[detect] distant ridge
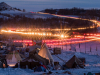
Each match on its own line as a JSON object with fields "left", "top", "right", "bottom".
{"left": 0, "top": 2, "right": 12, "bottom": 10}
{"left": 0, "top": 2, "right": 22, "bottom": 11}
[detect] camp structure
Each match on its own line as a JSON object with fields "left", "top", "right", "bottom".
{"left": 20, "top": 58, "right": 40, "bottom": 69}
{"left": 6, "top": 50, "right": 22, "bottom": 67}
{"left": 38, "top": 43, "right": 54, "bottom": 65}
{"left": 0, "top": 57, "right": 7, "bottom": 68}
{"left": 33, "top": 54, "right": 49, "bottom": 65}
{"left": 29, "top": 49, "right": 49, "bottom": 65}
{"left": 20, "top": 51, "right": 49, "bottom": 69}
{"left": 66, "top": 55, "right": 84, "bottom": 68}
{"left": 24, "top": 45, "right": 49, "bottom": 65}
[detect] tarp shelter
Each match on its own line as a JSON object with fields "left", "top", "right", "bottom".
{"left": 66, "top": 55, "right": 84, "bottom": 68}
{"left": 20, "top": 53, "right": 49, "bottom": 69}
{"left": 6, "top": 51, "right": 22, "bottom": 67}
{"left": 38, "top": 43, "right": 54, "bottom": 64}
{"left": 33, "top": 54, "right": 49, "bottom": 65}
{"left": 20, "top": 58, "right": 40, "bottom": 69}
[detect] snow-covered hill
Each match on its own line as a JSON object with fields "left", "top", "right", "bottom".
{"left": 0, "top": 2, "right": 13, "bottom": 11}
{"left": 0, "top": 2, "right": 52, "bottom": 19}
{"left": 0, "top": 2, "right": 78, "bottom": 19}
{"left": 0, "top": 2, "right": 23, "bottom": 12}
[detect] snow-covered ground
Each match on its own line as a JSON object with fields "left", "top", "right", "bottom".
{"left": 0, "top": 68, "right": 35, "bottom": 75}
{"left": 51, "top": 41, "right": 100, "bottom": 56}
{"left": 50, "top": 41, "right": 100, "bottom": 75}
{"left": 52, "top": 51, "right": 100, "bottom": 75}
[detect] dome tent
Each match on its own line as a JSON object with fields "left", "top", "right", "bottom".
{"left": 38, "top": 43, "right": 54, "bottom": 65}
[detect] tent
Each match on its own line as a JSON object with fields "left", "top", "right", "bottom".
{"left": 6, "top": 51, "right": 22, "bottom": 67}
{"left": 66, "top": 55, "right": 84, "bottom": 68}
{"left": 22, "top": 46, "right": 49, "bottom": 66}
{"left": 38, "top": 43, "right": 54, "bottom": 65}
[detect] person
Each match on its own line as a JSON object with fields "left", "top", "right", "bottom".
{"left": 34, "top": 62, "right": 46, "bottom": 72}
{"left": 39, "top": 62, "right": 46, "bottom": 69}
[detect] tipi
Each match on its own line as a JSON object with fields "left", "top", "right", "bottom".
{"left": 66, "top": 55, "right": 84, "bottom": 68}
{"left": 38, "top": 43, "right": 54, "bottom": 65}
{"left": 6, "top": 51, "right": 22, "bottom": 67}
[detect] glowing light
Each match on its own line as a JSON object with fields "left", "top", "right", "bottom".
{"left": 8, "top": 64, "right": 16, "bottom": 67}
{"left": 43, "top": 33, "right": 46, "bottom": 36}
{"left": 61, "top": 34, "right": 64, "bottom": 38}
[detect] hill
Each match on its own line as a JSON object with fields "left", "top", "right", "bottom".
{"left": 0, "top": 2, "right": 21, "bottom": 11}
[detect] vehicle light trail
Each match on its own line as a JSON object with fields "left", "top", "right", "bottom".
{"left": 2, "top": 29, "right": 100, "bottom": 46}
{"left": 1, "top": 12, "right": 100, "bottom": 46}
{"left": 43, "top": 36, "right": 100, "bottom": 45}
{"left": 38, "top": 12, "right": 100, "bottom": 29}
{"left": 13, "top": 40, "right": 36, "bottom": 46}
{"left": 1, "top": 29, "right": 69, "bottom": 37}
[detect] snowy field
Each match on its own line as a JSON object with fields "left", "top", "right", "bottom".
{"left": 51, "top": 41, "right": 100, "bottom": 56}
{"left": 51, "top": 41, "right": 100, "bottom": 75}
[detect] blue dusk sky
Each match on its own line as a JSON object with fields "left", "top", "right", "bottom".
{"left": 0, "top": 0, "right": 100, "bottom": 12}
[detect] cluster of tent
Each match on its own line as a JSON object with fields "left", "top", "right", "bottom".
{"left": 5, "top": 43, "right": 54, "bottom": 69}
{"left": 0, "top": 43, "right": 85, "bottom": 73}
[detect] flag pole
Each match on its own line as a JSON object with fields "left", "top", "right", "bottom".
{"left": 84, "top": 34, "right": 86, "bottom": 53}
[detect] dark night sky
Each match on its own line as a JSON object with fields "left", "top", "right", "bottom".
{"left": 0, "top": 0, "right": 100, "bottom": 12}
